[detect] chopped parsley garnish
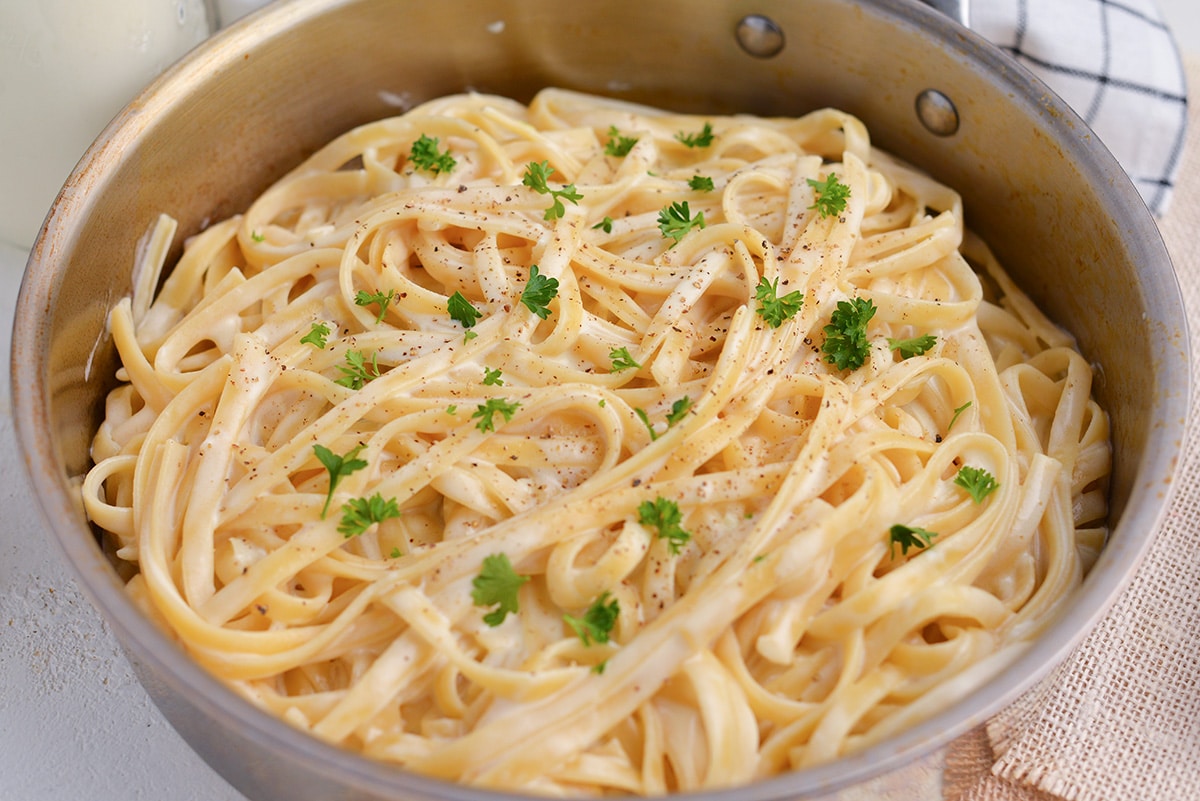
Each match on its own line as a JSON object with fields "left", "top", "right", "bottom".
{"left": 688, "top": 175, "right": 715, "bottom": 192}
{"left": 947, "top": 400, "right": 972, "bottom": 431}
{"left": 634, "top": 408, "right": 658, "bottom": 440}
{"left": 390, "top": 547, "right": 402, "bottom": 558}
{"left": 675, "top": 122, "right": 714, "bottom": 148}
{"left": 409, "top": 134, "right": 456, "bottom": 174}
{"left": 472, "top": 398, "right": 521, "bottom": 432}
{"left": 482, "top": 366, "right": 504, "bottom": 386}
{"left": 889, "top": 524, "right": 938, "bottom": 557}
{"left": 471, "top": 553, "right": 529, "bottom": 627}
{"left": 592, "top": 216, "right": 614, "bottom": 233}
{"left": 522, "top": 160, "right": 584, "bottom": 220}
{"left": 807, "top": 173, "right": 851, "bottom": 218}
{"left": 447, "top": 290, "right": 482, "bottom": 329}
{"left": 335, "top": 350, "right": 381, "bottom": 390}
{"left": 519, "top": 264, "right": 559, "bottom": 319}
{"left": 564, "top": 591, "right": 620, "bottom": 646}
{"left": 300, "top": 321, "right": 330, "bottom": 349}
{"left": 954, "top": 466, "right": 999, "bottom": 504}
{"left": 609, "top": 346, "right": 641, "bottom": 372}
{"left": 338, "top": 492, "right": 401, "bottom": 538}
{"left": 313, "top": 443, "right": 368, "bottom": 519}
{"left": 604, "top": 126, "right": 638, "bottom": 157}
{"left": 657, "top": 200, "right": 705, "bottom": 246}
{"left": 888, "top": 333, "right": 937, "bottom": 359}
{"left": 822, "top": 297, "right": 876, "bottom": 371}
{"left": 354, "top": 288, "right": 395, "bottom": 324}
{"left": 638, "top": 496, "right": 692, "bottom": 555}
{"left": 634, "top": 396, "right": 690, "bottom": 441}
{"left": 754, "top": 276, "right": 804, "bottom": 328}
{"left": 665, "top": 396, "right": 693, "bottom": 427}
{"left": 250, "top": 230, "right": 265, "bottom": 243}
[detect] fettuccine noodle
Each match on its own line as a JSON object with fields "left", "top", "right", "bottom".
{"left": 82, "top": 89, "right": 1111, "bottom": 794}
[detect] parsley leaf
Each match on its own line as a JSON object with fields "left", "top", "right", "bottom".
{"left": 665, "top": 396, "right": 693, "bottom": 427}
{"left": 447, "top": 291, "right": 482, "bottom": 329}
{"left": 546, "top": 187, "right": 584, "bottom": 220}
{"left": 335, "top": 350, "right": 381, "bottom": 390}
{"left": 409, "top": 134, "right": 456, "bottom": 174}
{"left": 301, "top": 321, "right": 330, "bottom": 349}
{"left": 754, "top": 276, "right": 804, "bottom": 328}
{"left": 634, "top": 407, "right": 658, "bottom": 441}
{"left": 471, "top": 553, "right": 529, "bottom": 627}
{"left": 592, "top": 216, "right": 614, "bottom": 234}
{"left": 807, "top": 173, "right": 851, "bottom": 218}
{"left": 889, "top": 523, "right": 939, "bottom": 558}
{"left": 604, "top": 126, "right": 638, "bottom": 157}
{"left": 250, "top": 230, "right": 265, "bottom": 243}
{"left": 947, "top": 401, "right": 972, "bottom": 431}
{"left": 564, "top": 591, "right": 620, "bottom": 646}
{"left": 657, "top": 200, "right": 705, "bottom": 246}
{"left": 482, "top": 366, "right": 504, "bottom": 386}
{"left": 609, "top": 346, "right": 641, "bottom": 372}
{"left": 633, "top": 397, "right": 690, "bottom": 441}
{"left": 519, "top": 264, "right": 559, "bottom": 319}
{"left": 822, "top": 297, "right": 876, "bottom": 371}
{"left": 338, "top": 492, "right": 401, "bottom": 538}
{"left": 675, "top": 122, "right": 714, "bottom": 148}
{"left": 638, "top": 496, "right": 692, "bottom": 555}
{"left": 688, "top": 175, "right": 715, "bottom": 192}
{"left": 522, "top": 160, "right": 584, "bottom": 220}
{"left": 954, "top": 466, "right": 999, "bottom": 503}
{"left": 313, "top": 443, "right": 368, "bottom": 518}
{"left": 888, "top": 333, "right": 937, "bottom": 359}
{"left": 354, "top": 288, "right": 395, "bottom": 324}
{"left": 472, "top": 398, "right": 521, "bottom": 432}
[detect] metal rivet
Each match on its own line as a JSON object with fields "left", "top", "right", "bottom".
{"left": 915, "top": 89, "right": 960, "bottom": 136}
{"left": 736, "top": 15, "right": 785, "bottom": 59}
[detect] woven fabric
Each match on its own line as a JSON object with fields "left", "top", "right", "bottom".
{"left": 971, "top": 0, "right": 1188, "bottom": 216}
{"left": 956, "top": 52, "right": 1200, "bottom": 801}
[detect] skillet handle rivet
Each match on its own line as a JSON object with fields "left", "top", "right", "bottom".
{"left": 915, "top": 89, "right": 960, "bottom": 136}
{"left": 735, "top": 14, "right": 785, "bottom": 59}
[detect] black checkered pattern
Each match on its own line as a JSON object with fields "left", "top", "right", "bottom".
{"left": 972, "top": 0, "right": 1188, "bottom": 216}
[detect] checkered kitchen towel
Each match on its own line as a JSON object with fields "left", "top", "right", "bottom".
{"left": 971, "top": 0, "right": 1188, "bottom": 216}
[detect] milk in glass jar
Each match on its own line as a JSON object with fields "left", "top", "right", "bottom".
{"left": 0, "top": 1, "right": 212, "bottom": 249}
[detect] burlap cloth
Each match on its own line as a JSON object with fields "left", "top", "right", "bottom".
{"left": 943, "top": 53, "right": 1200, "bottom": 801}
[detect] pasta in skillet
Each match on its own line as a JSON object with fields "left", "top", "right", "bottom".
{"left": 82, "top": 89, "right": 1111, "bottom": 794}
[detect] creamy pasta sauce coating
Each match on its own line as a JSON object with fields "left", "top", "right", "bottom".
{"left": 82, "top": 89, "right": 1111, "bottom": 794}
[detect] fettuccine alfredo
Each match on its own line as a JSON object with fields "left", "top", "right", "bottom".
{"left": 82, "top": 89, "right": 1111, "bottom": 794}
